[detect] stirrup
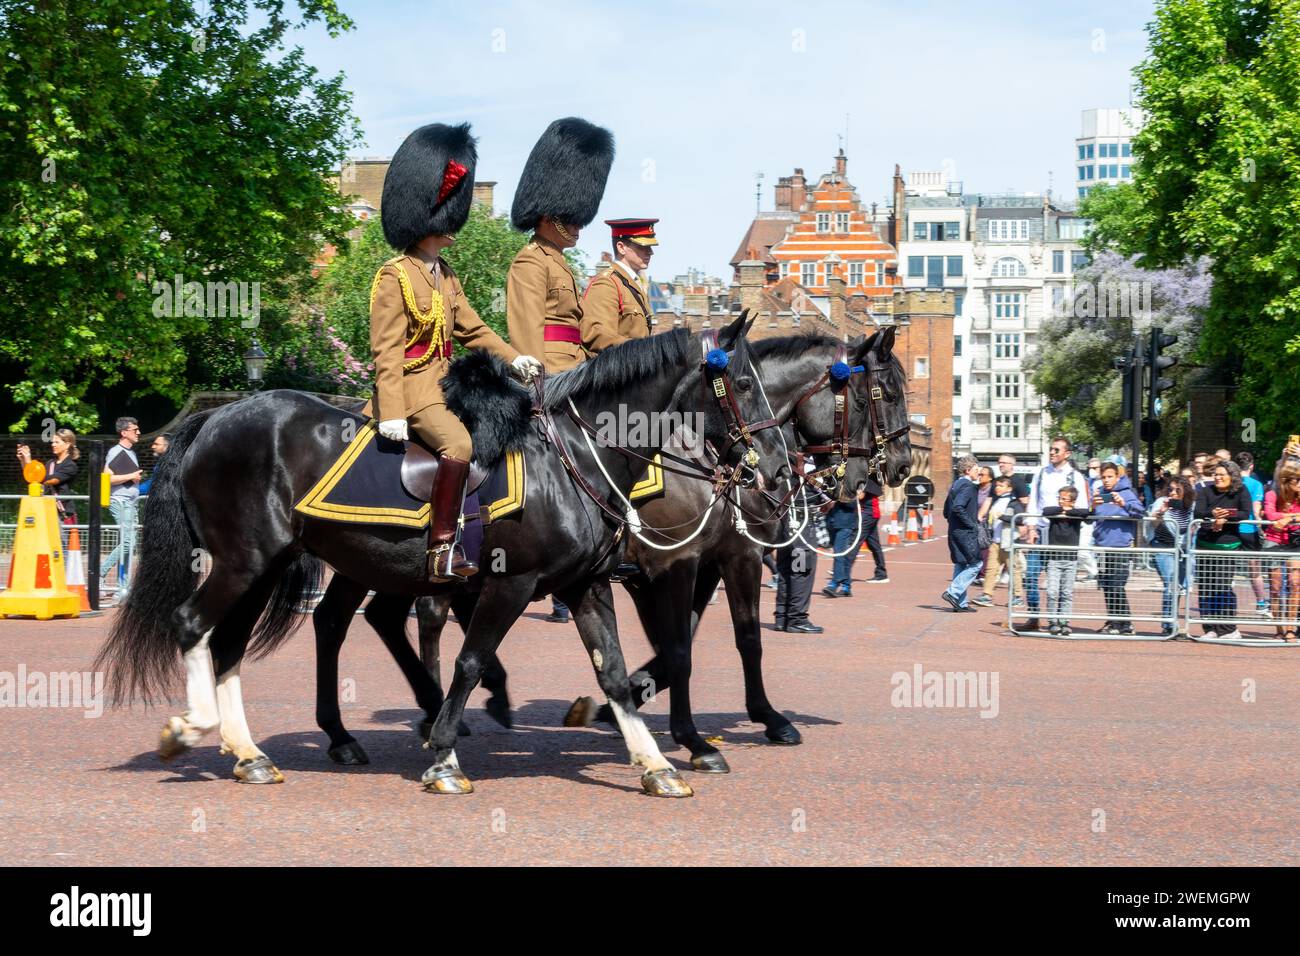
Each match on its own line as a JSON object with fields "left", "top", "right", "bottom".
{"left": 428, "top": 542, "right": 477, "bottom": 583}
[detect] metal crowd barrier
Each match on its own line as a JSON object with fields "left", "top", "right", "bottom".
{"left": 1005, "top": 513, "right": 1180, "bottom": 641}
{"left": 1001, "top": 511, "right": 1299, "bottom": 647}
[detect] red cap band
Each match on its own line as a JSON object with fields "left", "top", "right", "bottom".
{"left": 437, "top": 160, "right": 468, "bottom": 206}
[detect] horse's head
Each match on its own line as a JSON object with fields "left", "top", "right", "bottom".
{"left": 778, "top": 328, "right": 911, "bottom": 498}
{"left": 850, "top": 326, "right": 911, "bottom": 487}
{"left": 674, "top": 311, "right": 790, "bottom": 491}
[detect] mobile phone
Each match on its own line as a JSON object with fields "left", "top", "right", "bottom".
{"left": 1291, "top": 434, "right": 1300, "bottom": 447}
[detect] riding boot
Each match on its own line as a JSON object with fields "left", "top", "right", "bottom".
{"left": 427, "top": 455, "right": 477, "bottom": 584}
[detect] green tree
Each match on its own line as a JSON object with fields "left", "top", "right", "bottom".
{"left": 1099, "top": 0, "right": 1300, "bottom": 456}
{"left": 0, "top": 0, "right": 360, "bottom": 431}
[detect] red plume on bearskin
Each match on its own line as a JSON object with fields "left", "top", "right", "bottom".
{"left": 381, "top": 123, "right": 477, "bottom": 250}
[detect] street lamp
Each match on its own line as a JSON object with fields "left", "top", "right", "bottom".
{"left": 244, "top": 337, "right": 268, "bottom": 390}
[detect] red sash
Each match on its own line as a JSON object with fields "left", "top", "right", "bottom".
{"left": 543, "top": 325, "right": 581, "bottom": 344}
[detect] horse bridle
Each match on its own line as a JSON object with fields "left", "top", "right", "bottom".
{"left": 790, "top": 342, "right": 908, "bottom": 485}
{"left": 697, "top": 328, "right": 780, "bottom": 476}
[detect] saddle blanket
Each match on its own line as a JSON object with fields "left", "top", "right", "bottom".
{"left": 294, "top": 419, "right": 525, "bottom": 531}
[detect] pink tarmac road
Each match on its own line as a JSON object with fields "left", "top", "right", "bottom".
{"left": 0, "top": 536, "right": 1295, "bottom": 866}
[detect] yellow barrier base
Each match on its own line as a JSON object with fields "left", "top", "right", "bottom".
{"left": 0, "top": 592, "right": 82, "bottom": 621}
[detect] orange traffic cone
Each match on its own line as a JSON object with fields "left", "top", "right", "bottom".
{"left": 64, "top": 527, "right": 91, "bottom": 612}
{"left": 905, "top": 508, "right": 920, "bottom": 543}
{"left": 885, "top": 505, "right": 901, "bottom": 546}
{"left": 921, "top": 508, "right": 934, "bottom": 540}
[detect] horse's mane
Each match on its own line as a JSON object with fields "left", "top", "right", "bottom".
{"left": 751, "top": 333, "right": 840, "bottom": 359}
{"left": 543, "top": 328, "right": 692, "bottom": 409}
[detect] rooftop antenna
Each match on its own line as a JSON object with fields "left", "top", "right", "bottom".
{"left": 754, "top": 170, "right": 764, "bottom": 213}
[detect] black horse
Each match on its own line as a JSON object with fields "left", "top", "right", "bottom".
{"left": 96, "top": 316, "right": 789, "bottom": 798}
{"left": 312, "top": 328, "right": 910, "bottom": 772}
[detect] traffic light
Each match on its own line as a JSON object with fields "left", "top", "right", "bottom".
{"left": 1147, "top": 327, "right": 1178, "bottom": 418}
{"left": 1116, "top": 348, "right": 1142, "bottom": 421}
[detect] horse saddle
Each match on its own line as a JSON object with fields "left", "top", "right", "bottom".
{"left": 295, "top": 418, "right": 526, "bottom": 530}
{"left": 398, "top": 439, "right": 488, "bottom": 502}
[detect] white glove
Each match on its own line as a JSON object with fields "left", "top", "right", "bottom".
{"left": 378, "top": 418, "right": 409, "bottom": 442}
{"left": 511, "top": 355, "right": 544, "bottom": 380}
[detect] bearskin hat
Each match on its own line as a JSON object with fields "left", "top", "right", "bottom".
{"left": 510, "top": 117, "right": 615, "bottom": 232}
{"left": 380, "top": 123, "right": 478, "bottom": 250}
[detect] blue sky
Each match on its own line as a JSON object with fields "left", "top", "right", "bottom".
{"left": 298, "top": 0, "right": 1157, "bottom": 279}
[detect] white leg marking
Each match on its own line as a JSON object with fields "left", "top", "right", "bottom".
{"left": 216, "top": 664, "right": 265, "bottom": 762}
{"left": 608, "top": 700, "right": 671, "bottom": 773}
{"left": 181, "top": 630, "right": 219, "bottom": 735}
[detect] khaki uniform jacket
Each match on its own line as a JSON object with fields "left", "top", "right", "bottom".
{"left": 506, "top": 237, "right": 585, "bottom": 373}
{"left": 363, "top": 248, "right": 519, "bottom": 423}
{"left": 581, "top": 264, "right": 653, "bottom": 353}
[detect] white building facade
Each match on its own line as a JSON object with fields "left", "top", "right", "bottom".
{"left": 1075, "top": 107, "right": 1144, "bottom": 200}
{"left": 900, "top": 174, "right": 1088, "bottom": 467}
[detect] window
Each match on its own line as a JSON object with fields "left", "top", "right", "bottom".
{"left": 926, "top": 256, "right": 944, "bottom": 287}
{"left": 1052, "top": 250, "right": 1064, "bottom": 273}
{"left": 909, "top": 413, "right": 926, "bottom": 425}
{"left": 993, "top": 293, "right": 1022, "bottom": 319}
{"left": 779, "top": 260, "right": 790, "bottom": 278}
{"left": 951, "top": 415, "right": 962, "bottom": 442}
{"left": 954, "top": 293, "right": 964, "bottom": 315}
{"left": 848, "top": 261, "right": 863, "bottom": 286}
{"left": 907, "top": 256, "right": 923, "bottom": 278}
{"left": 1122, "top": 142, "right": 1132, "bottom": 157}
{"left": 816, "top": 212, "right": 830, "bottom": 233}
{"left": 994, "top": 373, "right": 1021, "bottom": 400}
{"left": 1077, "top": 145, "right": 1086, "bottom": 161}
{"left": 992, "top": 257, "right": 1026, "bottom": 277}
{"left": 953, "top": 375, "right": 962, "bottom": 396}
{"left": 1071, "top": 250, "right": 1089, "bottom": 270}
{"left": 1050, "top": 285, "right": 1066, "bottom": 314}
{"left": 914, "top": 357, "right": 929, "bottom": 378}
{"left": 987, "top": 219, "right": 1029, "bottom": 241}
{"left": 835, "top": 212, "right": 850, "bottom": 232}
{"left": 1078, "top": 186, "right": 1087, "bottom": 198}
{"left": 994, "top": 413, "right": 1021, "bottom": 439}
{"left": 945, "top": 221, "right": 960, "bottom": 240}
{"left": 875, "top": 261, "right": 885, "bottom": 286}
{"left": 1078, "top": 165, "right": 1088, "bottom": 181}
{"left": 913, "top": 222, "right": 927, "bottom": 241}
{"left": 801, "top": 262, "right": 816, "bottom": 286}
{"left": 1121, "top": 165, "right": 1132, "bottom": 178}
{"left": 946, "top": 256, "right": 963, "bottom": 277}
{"left": 954, "top": 333, "right": 963, "bottom": 356}
{"left": 1085, "top": 144, "right": 1094, "bottom": 159}
{"left": 994, "top": 332, "right": 1021, "bottom": 358}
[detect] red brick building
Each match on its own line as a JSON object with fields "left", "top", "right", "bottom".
{"left": 731, "top": 150, "right": 899, "bottom": 304}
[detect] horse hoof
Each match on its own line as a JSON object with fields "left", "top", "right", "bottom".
{"left": 422, "top": 766, "right": 474, "bottom": 795}
{"left": 234, "top": 756, "right": 285, "bottom": 785}
{"left": 764, "top": 723, "right": 802, "bottom": 745}
{"left": 690, "top": 751, "right": 731, "bottom": 774}
{"left": 563, "top": 696, "right": 599, "bottom": 728}
{"left": 158, "top": 718, "right": 191, "bottom": 762}
{"left": 641, "top": 768, "right": 694, "bottom": 798}
{"left": 485, "top": 696, "right": 513, "bottom": 729}
{"left": 328, "top": 741, "right": 369, "bottom": 765}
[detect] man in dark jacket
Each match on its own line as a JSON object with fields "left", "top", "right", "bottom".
{"left": 941, "top": 456, "right": 984, "bottom": 611}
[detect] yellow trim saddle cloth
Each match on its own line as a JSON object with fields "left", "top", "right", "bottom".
{"left": 295, "top": 420, "right": 525, "bottom": 530}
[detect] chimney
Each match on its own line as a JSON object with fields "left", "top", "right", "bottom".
{"left": 738, "top": 257, "right": 765, "bottom": 317}
{"left": 890, "top": 164, "right": 906, "bottom": 247}
{"left": 683, "top": 290, "right": 709, "bottom": 327}
{"left": 774, "top": 176, "right": 793, "bottom": 211}
{"left": 790, "top": 168, "right": 807, "bottom": 211}
{"left": 834, "top": 149, "right": 847, "bottom": 179}
{"left": 826, "top": 256, "right": 847, "bottom": 340}
{"left": 472, "top": 181, "right": 496, "bottom": 214}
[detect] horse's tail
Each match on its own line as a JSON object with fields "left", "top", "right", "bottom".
{"left": 245, "top": 550, "right": 323, "bottom": 660}
{"left": 95, "top": 411, "right": 214, "bottom": 704}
